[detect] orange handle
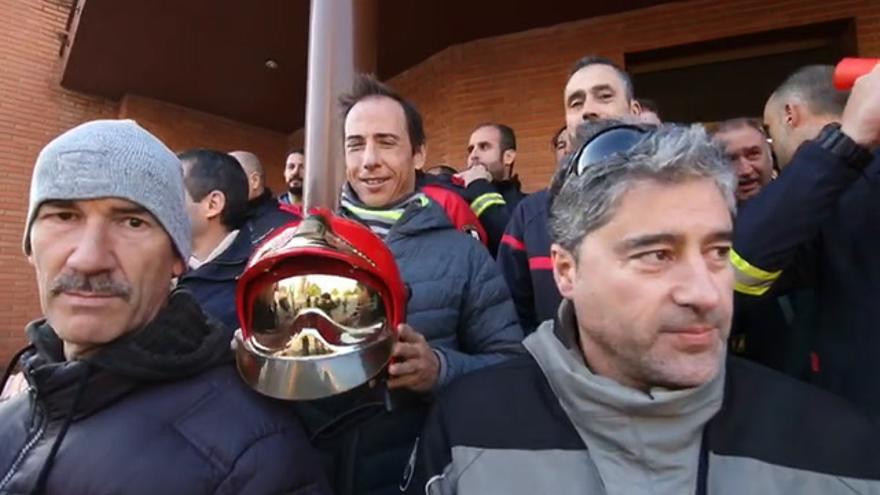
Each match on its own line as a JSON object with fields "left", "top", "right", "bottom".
{"left": 834, "top": 58, "right": 880, "bottom": 90}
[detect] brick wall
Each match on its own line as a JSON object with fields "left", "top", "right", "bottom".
{"left": 119, "top": 94, "right": 291, "bottom": 193}
{"left": 2, "top": 0, "right": 880, "bottom": 365}
{"left": 0, "top": 0, "right": 118, "bottom": 364}
{"left": 0, "top": 1, "right": 293, "bottom": 366}
{"left": 388, "top": 0, "right": 880, "bottom": 192}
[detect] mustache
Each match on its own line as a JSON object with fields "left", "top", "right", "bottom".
{"left": 50, "top": 272, "right": 132, "bottom": 301}
{"left": 661, "top": 308, "right": 729, "bottom": 332}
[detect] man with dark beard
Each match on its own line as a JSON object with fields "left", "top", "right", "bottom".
{"left": 279, "top": 147, "right": 305, "bottom": 214}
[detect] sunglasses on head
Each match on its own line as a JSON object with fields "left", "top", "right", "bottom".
{"left": 564, "top": 124, "right": 651, "bottom": 178}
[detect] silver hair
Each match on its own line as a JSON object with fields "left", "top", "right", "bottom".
{"left": 549, "top": 124, "right": 736, "bottom": 256}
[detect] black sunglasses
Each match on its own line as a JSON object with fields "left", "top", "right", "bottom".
{"left": 564, "top": 125, "right": 651, "bottom": 178}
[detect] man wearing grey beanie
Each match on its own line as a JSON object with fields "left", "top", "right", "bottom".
{"left": 0, "top": 119, "right": 330, "bottom": 495}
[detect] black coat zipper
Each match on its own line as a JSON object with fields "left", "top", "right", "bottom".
{"left": 0, "top": 395, "right": 47, "bottom": 492}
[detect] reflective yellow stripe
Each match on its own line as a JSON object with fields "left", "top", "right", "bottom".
{"left": 472, "top": 198, "right": 506, "bottom": 217}
{"left": 344, "top": 204, "right": 403, "bottom": 221}
{"left": 471, "top": 193, "right": 505, "bottom": 217}
{"left": 729, "top": 250, "right": 782, "bottom": 281}
{"left": 735, "top": 281, "right": 771, "bottom": 296}
{"left": 730, "top": 249, "right": 782, "bottom": 296}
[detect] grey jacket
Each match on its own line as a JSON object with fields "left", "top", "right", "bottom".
{"left": 407, "top": 300, "right": 880, "bottom": 494}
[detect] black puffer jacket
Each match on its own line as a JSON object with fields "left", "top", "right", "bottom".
{"left": 245, "top": 188, "right": 300, "bottom": 247}
{"left": 0, "top": 290, "right": 330, "bottom": 495}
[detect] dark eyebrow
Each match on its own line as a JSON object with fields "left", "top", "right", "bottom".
{"left": 566, "top": 89, "right": 586, "bottom": 106}
{"left": 590, "top": 84, "right": 615, "bottom": 95}
{"left": 704, "top": 230, "right": 734, "bottom": 244}
{"left": 614, "top": 229, "right": 733, "bottom": 255}
{"left": 110, "top": 205, "right": 150, "bottom": 216}
{"left": 615, "top": 233, "right": 680, "bottom": 254}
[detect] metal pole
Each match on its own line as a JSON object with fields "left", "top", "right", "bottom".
{"left": 303, "top": 0, "right": 355, "bottom": 211}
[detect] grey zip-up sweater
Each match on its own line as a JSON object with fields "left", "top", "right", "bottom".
{"left": 406, "top": 300, "right": 880, "bottom": 494}
{"left": 525, "top": 301, "right": 724, "bottom": 494}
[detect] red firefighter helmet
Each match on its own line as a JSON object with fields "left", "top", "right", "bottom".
{"left": 232, "top": 208, "right": 407, "bottom": 400}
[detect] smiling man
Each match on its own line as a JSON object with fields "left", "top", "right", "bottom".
{"left": 0, "top": 119, "right": 329, "bottom": 495}
{"left": 292, "top": 75, "right": 523, "bottom": 495}
{"left": 406, "top": 124, "right": 880, "bottom": 494}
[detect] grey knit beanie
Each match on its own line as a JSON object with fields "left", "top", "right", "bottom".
{"left": 23, "top": 119, "right": 191, "bottom": 262}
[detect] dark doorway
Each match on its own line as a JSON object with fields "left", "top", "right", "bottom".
{"left": 625, "top": 20, "right": 857, "bottom": 123}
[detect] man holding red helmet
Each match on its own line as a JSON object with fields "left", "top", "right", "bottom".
{"left": 238, "top": 74, "right": 522, "bottom": 495}
{"left": 337, "top": 75, "right": 524, "bottom": 395}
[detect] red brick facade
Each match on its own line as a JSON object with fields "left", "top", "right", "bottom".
{"left": 389, "top": 0, "right": 880, "bottom": 191}
{"left": 119, "top": 95, "right": 292, "bottom": 193}
{"left": 0, "top": 0, "right": 118, "bottom": 364}
{"left": 1, "top": 0, "right": 879, "bottom": 364}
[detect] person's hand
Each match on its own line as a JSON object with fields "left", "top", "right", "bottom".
{"left": 455, "top": 164, "right": 492, "bottom": 187}
{"left": 841, "top": 62, "right": 880, "bottom": 148}
{"left": 387, "top": 324, "right": 440, "bottom": 392}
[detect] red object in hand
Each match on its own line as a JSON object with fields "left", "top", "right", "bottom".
{"left": 834, "top": 58, "right": 880, "bottom": 90}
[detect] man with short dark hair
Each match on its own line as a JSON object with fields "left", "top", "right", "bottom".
{"left": 177, "top": 149, "right": 253, "bottom": 332}
{"left": 452, "top": 122, "right": 527, "bottom": 255}
{"left": 0, "top": 120, "right": 330, "bottom": 495}
{"left": 294, "top": 74, "right": 523, "bottom": 495}
{"left": 230, "top": 150, "right": 299, "bottom": 246}
{"left": 733, "top": 64, "right": 880, "bottom": 416}
{"left": 406, "top": 123, "right": 880, "bottom": 494}
{"left": 565, "top": 55, "right": 641, "bottom": 137}
{"left": 465, "top": 123, "right": 518, "bottom": 183}
{"left": 279, "top": 147, "right": 305, "bottom": 211}
{"left": 499, "top": 55, "right": 642, "bottom": 334}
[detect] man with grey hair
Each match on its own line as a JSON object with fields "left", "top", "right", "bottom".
{"left": 712, "top": 118, "right": 807, "bottom": 377}
{"left": 0, "top": 120, "right": 330, "bottom": 494}
{"left": 734, "top": 64, "right": 880, "bottom": 416}
{"left": 405, "top": 123, "right": 880, "bottom": 494}
{"left": 712, "top": 118, "right": 774, "bottom": 203}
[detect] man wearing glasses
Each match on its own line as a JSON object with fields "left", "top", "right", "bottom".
{"left": 404, "top": 121, "right": 880, "bottom": 494}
